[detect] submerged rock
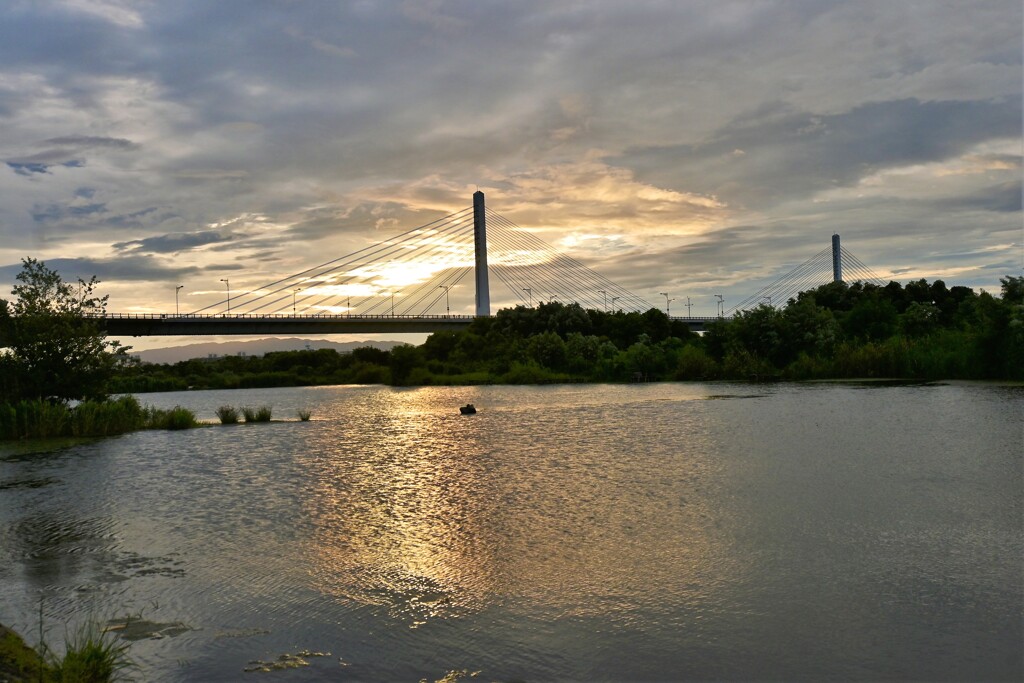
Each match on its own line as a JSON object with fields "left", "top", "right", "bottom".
{"left": 104, "top": 618, "right": 191, "bottom": 641}
{"left": 243, "top": 650, "right": 331, "bottom": 674}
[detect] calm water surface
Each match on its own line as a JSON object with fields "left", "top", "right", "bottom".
{"left": 0, "top": 382, "right": 1021, "bottom": 681}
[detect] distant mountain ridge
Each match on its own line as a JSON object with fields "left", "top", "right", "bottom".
{"left": 133, "top": 338, "right": 407, "bottom": 364}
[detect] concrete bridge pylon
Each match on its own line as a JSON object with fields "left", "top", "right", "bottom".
{"left": 474, "top": 190, "right": 490, "bottom": 317}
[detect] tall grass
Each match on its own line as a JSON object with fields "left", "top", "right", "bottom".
{"left": 0, "top": 397, "right": 198, "bottom": 440}
{"left": 241, "top": 406, "right": 272, "bottom": 422}
{"left": 51, "top": 619, "right": 133, "bottom": 682}
{"left": 0, "top": 400, "right": 70, "bottom": 439}
{"left": 69, "top": 396, "right": 147, "bottom": 437}
{"left": 215, "top": 405, "right": 239, "bottom": 424}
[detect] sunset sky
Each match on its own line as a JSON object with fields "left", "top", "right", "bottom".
{"left": 1, "top": 1, "right": 1020, "bottom": 349}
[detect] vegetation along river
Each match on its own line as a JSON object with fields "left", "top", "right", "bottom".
{"left": 0, "top": 381, "right": 1020, "bottom": 681}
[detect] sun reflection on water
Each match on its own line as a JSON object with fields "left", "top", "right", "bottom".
{"left": 295, "top": 385, "right": 747, "bottom": 631}
{"left": 300, "top": 389, "right": 499, "bottom": 627}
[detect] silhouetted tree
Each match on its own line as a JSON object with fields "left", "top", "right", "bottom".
{"left": 0, "top": 258, "right": 128, "bottom": 402}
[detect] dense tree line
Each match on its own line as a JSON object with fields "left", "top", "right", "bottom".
{"left": 110, "top": 276, "right": 1023, "bottom": 391}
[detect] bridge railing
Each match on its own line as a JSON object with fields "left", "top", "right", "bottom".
{"left": 668, "top": 316, "right": 730, "bottom": 322}
{"left": 87, "top": 312, "right": 727, "bottom": 323}
{"left": 88, "top": 313, "right": 478, "bottom": 321}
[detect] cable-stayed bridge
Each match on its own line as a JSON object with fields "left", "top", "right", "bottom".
{"left": 92, "top": 192, "right": 881, "bottom": 338}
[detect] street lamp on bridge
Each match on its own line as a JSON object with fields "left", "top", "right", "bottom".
{"left": 293, "top": 288, "right": 302, "bottom": 315}
{"left": 438, "top": 285, "right": 450, "bottom": 317}
{"left": 660, "top": 292, "right": 676, "bottom": 316}
{"left": 220, "top": 279, "right": 231, "bottom": 314}
{"left": 715, "top": 294, "right": 724, "bottom": 317}
{"left": 522, "top": 288, "right": 532, "bottom": 307}
{"left": 611, "top": 296, "right": 620, "bottom": 312}
{"left": 175, "top": 285, "right": 183, "bottom": 316}
{"left": 685, "top": 296, "right": 692, "bottom": 317}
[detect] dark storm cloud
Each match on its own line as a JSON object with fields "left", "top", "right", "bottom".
{"left": 0, "top": 256, "right": 239, "bottom": 283}
{"left": 113, "top": 228, "right": 235, "bottom": 254}
{"left": 42, "top": 136, "right": 139, "bottom": 151}
{"left": 616, "top": 98, "right": 1022, "bottom": 208}
{"left": 6, "top": 135, "right": 137, "bottom": 175}
{"left": 106, "top": 207, "right": 164, "bottom": 229}
{"left": 7, "top": 162, "right": 51, "bottom": 176}
{"left": 942, "top": 182, "right": 1022, "bottom": 213}
{"left": 31, "top": 202, "right": 106, "bottom": 223}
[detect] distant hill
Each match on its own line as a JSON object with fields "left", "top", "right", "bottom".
{"left": 134, "top": 338, "right": 407, "bottom": 364}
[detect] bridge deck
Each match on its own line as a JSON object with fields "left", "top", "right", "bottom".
{"left": 92, "top": 313, "right": 477, "bottom": 336}
{"left": 90, "top": 312, "right": 721, "bottom": 336}
{"left": 0, "top": 313, "right": 723, "bottom": 343}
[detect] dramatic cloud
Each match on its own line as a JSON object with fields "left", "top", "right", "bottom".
{"left": 113, "top": 228, "right": 237, "bottom": 254}
{"left": 0, "top": 0, "right": 1018, "bottom": 345}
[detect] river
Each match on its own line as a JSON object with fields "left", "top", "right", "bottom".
{"left": 0, "top": 381, "right": 1021, "bottom": 681}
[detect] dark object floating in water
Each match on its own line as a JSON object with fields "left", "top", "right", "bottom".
{"left": 460, "top": 404, "right": 477, "bottom": 415}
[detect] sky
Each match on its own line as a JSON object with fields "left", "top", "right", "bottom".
{"left": 0, "top": 0, "right": 1021, "bottom": 351}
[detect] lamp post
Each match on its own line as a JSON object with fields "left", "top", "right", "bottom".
{"left": 347, "top": 296, "right": 351, "bottom": 317}
{"left": 685, "top": 296, "right": 692, "bottom": 317}
{"left": 175, "top": 285, "right": 183, "bottom": 316}
{"left": 660, "top": 292, "right": 675, "bottom": 316}
{"left": 438, "top": 285, "right": 450, "bottom": 317}
{"left": 611, "top": 296, "right": 620, "bottom": 312}
{"left": 390, "top": 292, "right": 395, "bottom": 317}
{"left": 522, "top": 288, "right": 532, "bottom": 307}
{"left": 220, "top": 279, "right": 231, "bottom": 314}
{"left": 599, "top": 289, "right": 607, "bottom": 311}
{"left": 715, "top": 294, "right": 724, "bottom": 317}
{"left": 293, "top": 288, "right": 301, "bottom": 315}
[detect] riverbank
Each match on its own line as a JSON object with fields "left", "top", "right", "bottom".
{"left": 0, "top": 623, "right": 48, "bottom": 683}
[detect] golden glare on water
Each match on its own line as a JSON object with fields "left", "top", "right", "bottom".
{"left": 301, "top": 391, "right": 500, "bottom": 627}
{"left": 296, "top": 386, "right": 747, "bottom": 629}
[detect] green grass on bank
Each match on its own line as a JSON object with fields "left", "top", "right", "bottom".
{"left": 0, "top": 396, "right": 197, "bottom": 441}
{"left": 1, "top": 618, "right": 132, "bottom": 683}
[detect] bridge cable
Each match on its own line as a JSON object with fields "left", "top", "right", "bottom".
{"left": 261, "top": 212, "right": 473, "bottom": 315}
{"left": 192, "top": 206, "right": 474, "bottom": 314}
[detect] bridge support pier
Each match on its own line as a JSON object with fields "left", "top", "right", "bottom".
{"left": 832, "top": 233, "right": 842, "bottom": 283}
{"left": 474, "top": 191, "right": 490, "bottom": 316}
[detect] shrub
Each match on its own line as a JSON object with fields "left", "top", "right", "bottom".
{"left": 673, "top": 344, "right": 719, "bottom": 380}
{"left": 146, "top": 406, "right": 197, "bottom": 430}
{"left": 216, "top": 405, "right": 239, "bottom": 424}
{"left": 297, "top": 409, "right": 311, "bottom": 421}
{"left": 242, "top": 406, "right": 272, "bottom": 422}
